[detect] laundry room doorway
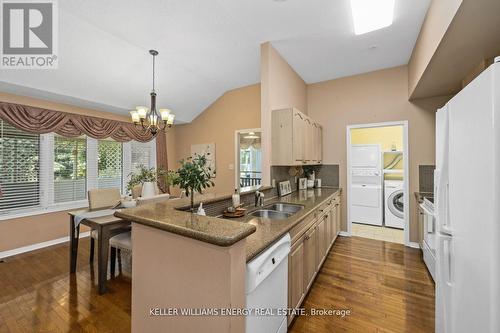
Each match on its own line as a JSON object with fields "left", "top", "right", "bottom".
{"left": 346, "top": 121, "right": 409, "bottom": 245}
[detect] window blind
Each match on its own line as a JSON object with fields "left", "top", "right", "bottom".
{"left": 131, "top": 140, "right": 156, "bottom": 172}
{"left": 0, "top": 120, "right": 40, "bottom": 211}
{"left": 53, "top": 135, "right": 87, "bottom": 203}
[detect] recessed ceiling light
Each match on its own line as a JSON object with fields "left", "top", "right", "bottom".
{"left": 350, "top": 0, "right": 395, "bottom": 35}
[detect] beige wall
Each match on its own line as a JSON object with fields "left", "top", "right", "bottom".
{"left": 260, "top": 42, "right": 308, "bottom": 185}
{"left": 410, "top": 0, "right": 500, "bottom": 99}
{"left": 0, "top": 93, "right": 129, "bottom": 253}
{"left": 170, "top": 84, "right": 261, "bottom": 196}
{"left": 308, "top": 66, "right": 451, "bottom": 242}
{"left": 408, "top": 0, "right": 463, "bottom": 97}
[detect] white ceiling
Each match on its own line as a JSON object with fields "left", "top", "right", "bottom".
{"left": 0, "top": 0, "right": 430, "bottom": 123}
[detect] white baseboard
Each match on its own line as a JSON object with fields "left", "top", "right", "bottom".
{"left": 0, "top": 231, "right": 90, "bottom": 260}
{"left": 339, "top": 231, "right": 351, "bottom": 237}
{"left": 407, "top": 241, "right": 421, "bottom": 249}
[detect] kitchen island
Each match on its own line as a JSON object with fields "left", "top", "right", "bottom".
{"left": 115, "top": 186, "right": 341, "bottom": 333}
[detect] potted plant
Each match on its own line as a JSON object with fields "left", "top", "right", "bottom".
{"left": 127, "top": 165, "right": 170, "bottom": 198}
{"left": 171, "top": 154, "right": 215, "bottom": 211}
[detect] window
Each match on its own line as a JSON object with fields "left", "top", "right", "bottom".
{"left": 0, "top": 120, "right": 40, "bottom": 211}
{"left": 131, "top": 140, "right": 156, "bottom": 173}
{"left": 0, "top": 127, "right": 157, "bottom": 218}
{"left": 53, "top": 135, "right": 86, "bottom": 203}
{"left": 98, "top": 139, "right": 123, "bottom": 189}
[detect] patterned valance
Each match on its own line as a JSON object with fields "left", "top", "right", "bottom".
{"left": 0, "top": 102, "right": 154, "bottom": 142}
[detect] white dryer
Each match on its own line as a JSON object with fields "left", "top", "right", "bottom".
{"left": 384, "top": 180, "right": 404, "bottom": 229}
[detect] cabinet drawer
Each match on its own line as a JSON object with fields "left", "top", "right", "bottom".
{"left": 289, "top": 211, "right": 317, "bottom": 244}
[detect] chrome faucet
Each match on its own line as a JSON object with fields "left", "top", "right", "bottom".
{"left": 255, "top": 191, "right": 265, "bottom": 207}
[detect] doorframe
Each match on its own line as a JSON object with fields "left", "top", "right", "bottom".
{"left": 346, "top": 121, "right": 410, "bottom": 247}
{"left": 234, "top": 128, "right": 262, "bottom": 191}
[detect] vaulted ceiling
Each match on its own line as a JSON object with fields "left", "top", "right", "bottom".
{"left": 0, "top": 0, "right": 430, "bottom": 122}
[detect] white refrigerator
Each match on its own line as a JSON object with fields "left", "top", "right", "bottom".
{"left": 435, "top": 59, "right": 500, "bottom": 333}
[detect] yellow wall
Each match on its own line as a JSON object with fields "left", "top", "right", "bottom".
{"left": 351, "top": 126, "right": 404, "bottom": 152}
{"left": 351, "top": 126, "right": 404, "bottom": 180}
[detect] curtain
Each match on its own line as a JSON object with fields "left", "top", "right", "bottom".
{"left": 0, "top": 102, "right": 155, "bottom": 142}
{"left": 155, "top": 129, "right": 169, "bottom": 193}
{"left": 0, "top": 101, "right": 170, "bottom": 191}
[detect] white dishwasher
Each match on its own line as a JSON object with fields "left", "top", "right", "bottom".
{"left": 246, "top": 233, "right": 291, "bottom": 333}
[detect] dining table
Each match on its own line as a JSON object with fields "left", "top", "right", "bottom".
{"left": 68, "top": 208, "right": 130, "bottom": 294}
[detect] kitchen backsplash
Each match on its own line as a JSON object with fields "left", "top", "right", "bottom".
{"left": 419, "top": 165, "right": 435, "bottom": 193}
{"left": 270, "top": 164, "right": 340, "bottom": 192}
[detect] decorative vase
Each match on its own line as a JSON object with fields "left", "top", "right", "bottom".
{"left": 141, "top": 181, "right": 156, "bottom": 198}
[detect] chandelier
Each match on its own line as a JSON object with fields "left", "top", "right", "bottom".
{"left": 130, "top": 50, "right": 175, "bottom": 135}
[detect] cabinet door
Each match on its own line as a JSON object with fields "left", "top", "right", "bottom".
{"left": 335, "top": 201, "right": 341, "bottom": 237}
{"left": 330, "top": 205, "right": 337, "bottom": 243}
{"left": 292, "top": 111, "right": 305, "bottom": 163}
{"left": 317, "top": 125, "right": 323, "bottom": 164}
{"left": 304, "top": 118, "right": 312, "bottom": 164}
{"left": 303, "top": 225, "right": 317, "bottom": 291}
{"left": 313, "top": 123, "right": 320, "bottom": 163}
{"left": 316, "top": 216, "right": 327, "bottom": 270}
{"left": 288, "top": 240, "right": 304, "bottom": 324}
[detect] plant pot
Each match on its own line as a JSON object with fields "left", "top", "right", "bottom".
{"left": 141, "top": 181, "right": 156, "bottom": 198}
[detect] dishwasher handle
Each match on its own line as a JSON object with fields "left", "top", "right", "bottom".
{"left": 246, "top": 233, "right": 291, "bottom": 294}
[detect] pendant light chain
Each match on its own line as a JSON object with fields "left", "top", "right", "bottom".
{"left": 130, "top": 49, "right": 175, "bottom": 135}
{"left": 152, "top": 53, "right": 155, "bottom": 93}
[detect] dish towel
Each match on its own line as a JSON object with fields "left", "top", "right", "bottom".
{"left": 74, "top": 209, "right": 118, "bottom": 227}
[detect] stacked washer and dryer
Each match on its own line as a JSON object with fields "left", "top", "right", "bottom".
{"left": 350, "top": 145, "right": 404, "bottom": 229}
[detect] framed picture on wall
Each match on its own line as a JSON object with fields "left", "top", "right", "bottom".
{"left": 191, "top": 143, "right": 216, "bottom": 177}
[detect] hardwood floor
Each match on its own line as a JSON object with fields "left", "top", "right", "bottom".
{"left": 290, "top": 236, "right": 435, "bottom": 333}
{"left": 0, "top": 238, "right": 132, "bottom": 333}
{"left": 0, "top": 236, "right": 434, "bottom": 333}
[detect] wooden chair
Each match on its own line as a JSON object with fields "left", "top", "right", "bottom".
{"left": 87, "top": 188, "right": 128, "bottom": 263}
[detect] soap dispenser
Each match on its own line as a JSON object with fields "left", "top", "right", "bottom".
{"left": 232, "top": 189, "right": 240, "bottom": 207}
{"left": 197, "top": 202, "right": 206, "bottom": 216}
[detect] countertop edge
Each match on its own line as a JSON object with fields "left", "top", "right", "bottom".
{"left": 114, "top": 211, "right": 257, "bottom": 247}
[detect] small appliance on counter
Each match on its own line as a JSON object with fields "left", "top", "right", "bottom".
{"left": 298, "top": 178, "right": 307, "bottom": 190}
{"left": 307, "top": 180, "right": 315, "bottom": 188}
{"left": 315, "top": 179, "right": 322, "bottom": 188}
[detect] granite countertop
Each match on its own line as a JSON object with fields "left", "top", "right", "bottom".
{"left": 114, "top": 195, "right": 258, "bottom": 247}
{"left": 235, "top": 187, "right": 341, "bottom": 262}
{"left": 115, "top": 186, "right": 341, "bottom": 261}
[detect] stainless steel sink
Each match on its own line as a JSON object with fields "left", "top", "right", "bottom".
{"left": 265, "top": 203, "right": 304, "bottom": 214}
{"left": 250, "top": 210, "right": 292, "bottom": 220}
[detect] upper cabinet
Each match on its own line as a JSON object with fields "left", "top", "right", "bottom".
{"left": 272, "top": 108, "right": 323, "bottom": 166}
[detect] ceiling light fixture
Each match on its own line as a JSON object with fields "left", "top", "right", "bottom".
{"left": 130, "top": 50, "right": 175, "bottom": 136}
{"left": 350, "top": 0, "right": 395, "bottom": 35}
{"left": 244, "top": 132, "right": 259, "bottom": 139}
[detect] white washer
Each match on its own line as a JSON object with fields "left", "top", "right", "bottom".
{"left": 384, "top": 180, "right": 404, "bottom": 229}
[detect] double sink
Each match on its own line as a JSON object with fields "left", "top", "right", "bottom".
{"left": 250, "top": 203, "right": 304, "bottom": 220}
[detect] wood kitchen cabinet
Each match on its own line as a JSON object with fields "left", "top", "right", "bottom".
{"left": 272, "top": 108, "right": 323, "bottom": 166}
{"left": 316, "top": 214, "right": 327, "bottom": 270}
{"left": 288, "top": 238, "right": 305, "bottom": 321}
{"left": 303, "top": 224, "right": 318, "bottom": 291}
{"left": 287, "top": 193, "right": 342, "bottom": 326}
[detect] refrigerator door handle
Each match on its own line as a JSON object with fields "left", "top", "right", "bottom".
{"left": 442, "top": 236, "right": 453, "bottom": 286}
